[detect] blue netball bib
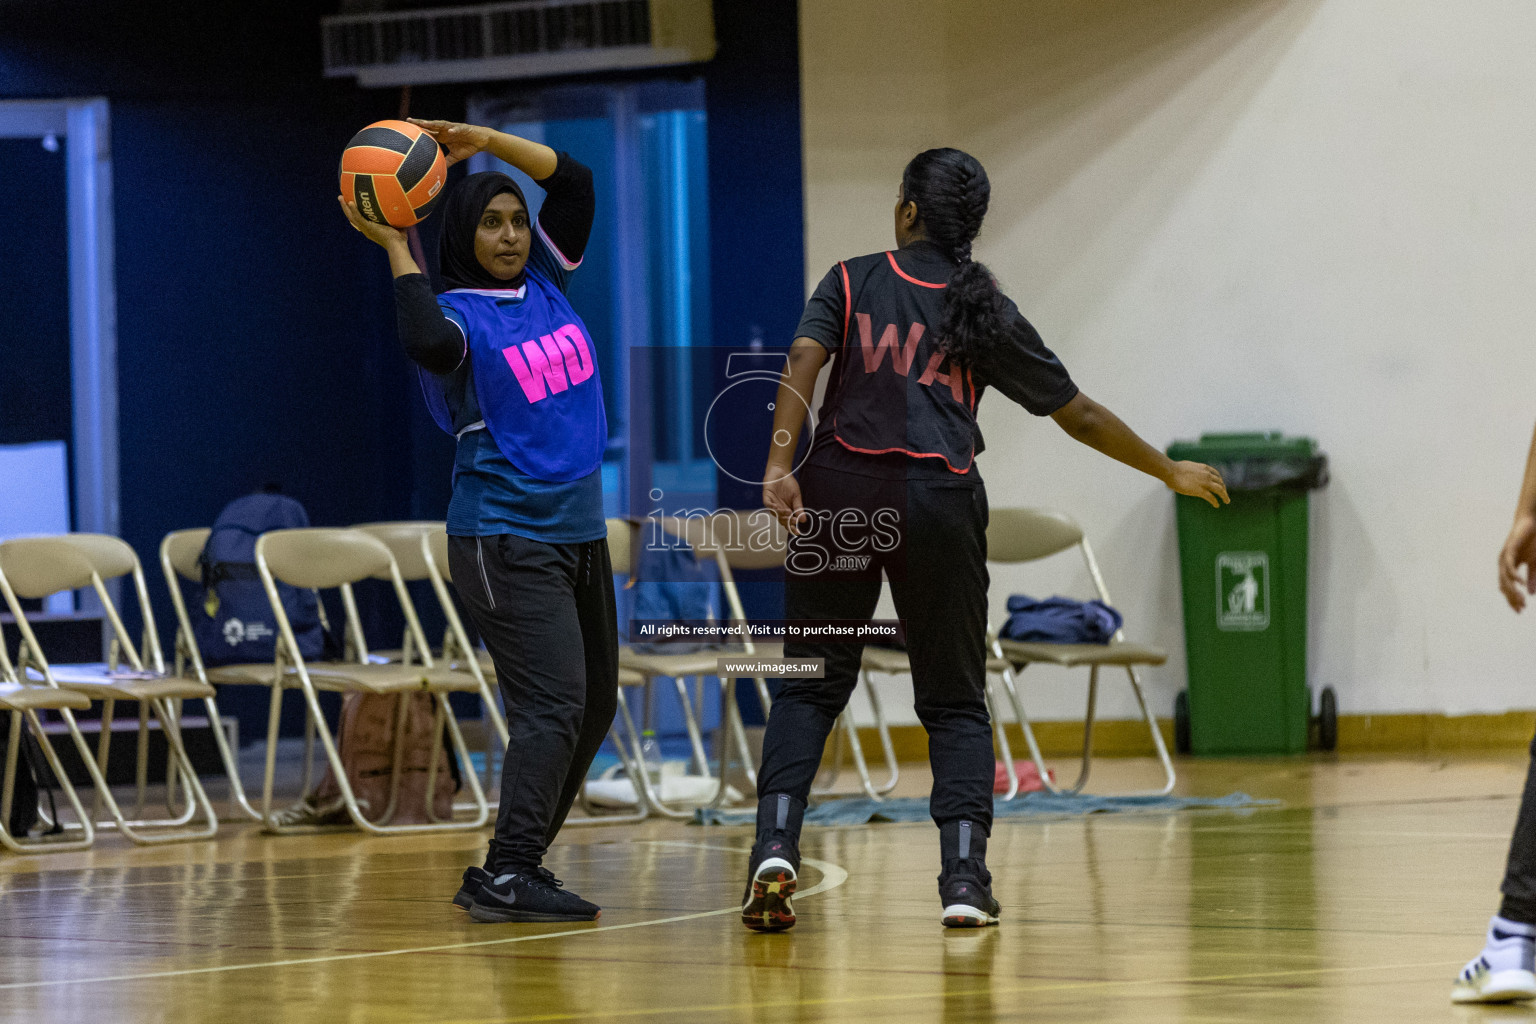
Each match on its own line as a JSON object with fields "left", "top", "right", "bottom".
{"left": 420, "top": 268, "right": 606, "bottom": 482}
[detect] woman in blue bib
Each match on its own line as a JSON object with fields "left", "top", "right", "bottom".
{"left": 341, "top": 119, "right": 611, "bottom": 924}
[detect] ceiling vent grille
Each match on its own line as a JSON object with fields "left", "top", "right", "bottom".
{"left": 322, "top": 0, "right": 715, "bottom": 87}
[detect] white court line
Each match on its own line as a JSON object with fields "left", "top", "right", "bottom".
{"left": 0, "top": 841, "right": 847, "bottom": 992}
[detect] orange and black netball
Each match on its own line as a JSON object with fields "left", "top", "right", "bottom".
{"left": 339, "top": 119, "right": 447, "bottom": 228}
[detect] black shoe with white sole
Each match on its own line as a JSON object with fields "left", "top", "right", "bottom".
{"left": 453, "top": 866, "right": 493, "bottom": 911}
{"left": 742, "top": 794, "right": 806, "bottom": 933}
{"left": 468, "top": 869, "right": 601, "bottom": 923}
{"left": 938, "top": 861, "right": 1000, "bottom": 928}
{"left": 937, "top": 820, "right": 999, "bottom": 928}
{"left": 741, "top": 831, "right": 800, "bottom": 932}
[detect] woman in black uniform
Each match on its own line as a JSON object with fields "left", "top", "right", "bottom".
{"left": 742, "top": 148, "right": 1229, "bottom": 931}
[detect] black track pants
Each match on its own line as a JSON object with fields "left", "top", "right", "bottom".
{"left": 448, "top": 533, "right": 618, "bottom": 874}
{"left": 755, "top": 462, "right": 995, "bottom": 832}
{"left": 1500, "top": 731, "right": 1536, "bottom": 923}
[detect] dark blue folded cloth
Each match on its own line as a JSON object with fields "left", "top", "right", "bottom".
{"left": 999, "top": 594, "right": 1123, "bottom": 644}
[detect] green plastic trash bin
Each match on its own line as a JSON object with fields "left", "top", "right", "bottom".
{"left": 1166, "top": 432, "right": 1329, "bottom": 755}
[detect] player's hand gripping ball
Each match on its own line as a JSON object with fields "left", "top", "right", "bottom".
{"left": 338, "top": 119, "right": 447, "bottom": 228}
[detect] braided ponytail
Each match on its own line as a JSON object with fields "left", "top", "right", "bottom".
{"left": 900, "top": 148, "right": 1007, "bottom": 367}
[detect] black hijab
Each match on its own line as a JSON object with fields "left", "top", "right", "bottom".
{"left": 438, "top": 170, "right": 530, "bottom": 292}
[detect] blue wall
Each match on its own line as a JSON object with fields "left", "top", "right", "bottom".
{"left": 0, "top": 1, "right": 804, "bottom": 703}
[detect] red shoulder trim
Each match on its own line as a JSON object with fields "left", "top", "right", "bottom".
{"left": 886, "top": 250, "right": 947, "bottom": 289}
{"left": 838, "top": 261, "right": 852, "bottom": 347}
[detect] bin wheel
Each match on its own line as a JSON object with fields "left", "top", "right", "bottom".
{"left": 1317, "top": 686, "right": 1338, "bottom": 752}
{"left": 1174, "top": 690, "right": 1191, "bottom": 755}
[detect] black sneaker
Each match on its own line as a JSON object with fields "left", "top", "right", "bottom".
{"left": 741, "top": 831, "right": 800, "bottom": 932}
{"left": 468, "top": 869, "right": 601, "bottom": 923}
{"left": 453, "top": 866, "right": 493, "bottom": 911}
{"left": 939, "top": 858, "right": 1000, "bottom": 928}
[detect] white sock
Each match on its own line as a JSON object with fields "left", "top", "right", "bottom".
{"left": 1482, "top": 916, "right": 1536, "bottom": 974}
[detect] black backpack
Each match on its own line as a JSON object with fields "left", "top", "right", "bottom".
{"left": 0, "top": 723, "right": 58, "bottom": 838}
{"left": 194, "top": 493, "right": 326, "bottom": 665}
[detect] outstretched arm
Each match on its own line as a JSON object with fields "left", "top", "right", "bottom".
{"left": 1500, "top": 421, "right": 1536, "bottom": 611}
{"left": 1051, "top": 391, "right": 1229, "bottom": 508}
{"left": 762, "top": 338, "right": 830, "bottom": 534}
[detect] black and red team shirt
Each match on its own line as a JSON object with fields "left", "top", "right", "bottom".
{"left": 794, "top": 240, "right": 1079, "bottom": 480}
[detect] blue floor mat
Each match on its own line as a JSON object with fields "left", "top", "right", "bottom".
{"left": 694, "top": 791, "right": 1279, "bottom": 826}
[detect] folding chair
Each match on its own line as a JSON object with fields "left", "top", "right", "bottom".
{"left": 987, "top": 508, "right": 1176, "bottom": 797}
{"left": 157, "top": 526, "right": 294, "bottom": 821}
{"left": 611, "top": 512, "right": 781, "bottom": 819}
{"left": 841, "top": 642, "right": 1023, "bottom": 801}
{"left": 0, "top": 535, "right": 221, "bottom": 844}
{"left": 344, "top": 523, "right": 437, "bottom": 664}
{"left": 418, "top": 524, "right": 648, "bottom": 826}
{"left": 0, "top": 627, "right": 97, "bottom": 853}
{"left": 254, "top": 527, "right": 489, "bottom": 834}
{"left": 356, "top": 522, "right": 507, "bottom": 743}
{"left": 359, "top": 522, "right": 511, "bottom": 810}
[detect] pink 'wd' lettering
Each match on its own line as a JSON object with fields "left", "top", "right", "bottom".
{"left": 553, "top": 324, "right": 595, "bottom": 384}
{"left": 501, "top": 336, "right": 570, "bottom": 403}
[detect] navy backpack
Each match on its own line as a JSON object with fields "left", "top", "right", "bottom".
{"left": 628, "top": 525, "right": 721, "bottom": 654}
{"left": 194, "top": 493, "right": 326, "bottom": 665}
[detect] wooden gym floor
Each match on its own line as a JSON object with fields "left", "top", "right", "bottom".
{"left": 0, "top": 753, "right": 1529, "bottom": 1023}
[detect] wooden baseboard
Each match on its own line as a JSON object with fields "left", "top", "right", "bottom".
{"left": 849, "top": 711, "right": 1536, "bottom": 761}
{"left": 1336, "top": 711, "right": 1536, "bottom": 752}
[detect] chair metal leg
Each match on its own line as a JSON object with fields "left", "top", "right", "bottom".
{"left": 1063, "top": 665, "right": 1101, "bottom": 796}
{"left": 134, "top": 700, "right": 150, "bottom": 818}
{"left": 1125, "top": 665, "right": 1177, "bottom": 796}
{"left": 59, "top": 701, "right": 219, "bottom": 845}
{"left": 860, "top": 669, "right": 900, "bottom": 796}
{"left": 987, "top": 682, "right": 1019, "bottom": 801}
{"left": 163, "top": 699, "right": 188, "bottom": 820}
{"left": 152, "top": 700, "right": 200, "bottom": 828}
{"left": 997, "top": 662, "right": 1067, "bottom": 797}
{"left": 618, "top": 690, "right": 692, "bottom": 820}
{"left": 144, "top": 697, "right": 219, "bottom": 840}
{"left": 260, "top": 683, "right": 283, "bottom": 824}
{"left": 561, "top": 717, "right": 649, "bottom": 826}
{"left": 90, "top": 697, "right": 115, "bottom": 823}
{"left": 424, "top": 697, "right": 447, "bottom": 824}
{"left": 812, "top": 727, "right": 844, "bottom": 794}
{"left": 706, "top": 678, "right": 755, "bottom": 812}
{"left": 1, "top": 711, "right": 18, "bottom": 836}
{"left": 839, "top": 709, "right": 881, "bottom": 801}
{"left": 203, "top": 696, "right": 261, "bottom": 821}
{"left": 728, "top": 683, "right": 758, "bottom": 791}
{"left": 300, "top": 707, "right": 316, "bottom": 796}
{"left": 753, "top": 675, "right": 773, "bottom": 717}
{"left": 434, "top": 692, "right": 490, "bottom": 828}
{"left": 670, "top": 675, "right": 713, "bottom": 777}
{"left": 376, "top": 693, "right": 412, "bottom": 826}
{"left": 0, "top": 710, "right": 96, "bottom": 854}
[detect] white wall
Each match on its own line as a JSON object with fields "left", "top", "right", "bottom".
{"left": 801, "top": 0, "right": 1536, "bottom": 723}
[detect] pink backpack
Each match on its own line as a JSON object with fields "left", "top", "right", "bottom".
{"left": 313, "top": 693, "right": 455, "bottom": 824}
